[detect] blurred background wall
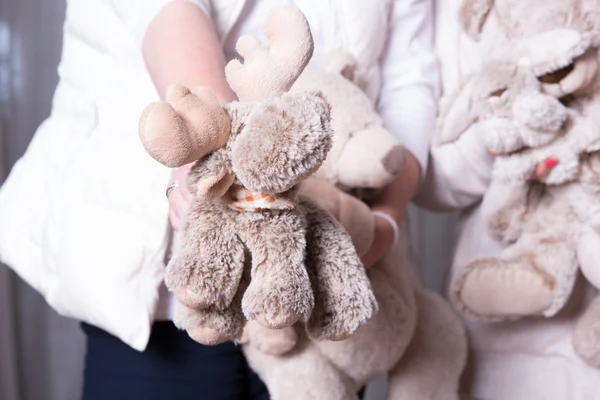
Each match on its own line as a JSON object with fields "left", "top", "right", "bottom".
{"left": 0, "top": 1, "right": 457, "bottom": 399}
{"left": 0, "top": 1, "right": 86, "bottom": 400}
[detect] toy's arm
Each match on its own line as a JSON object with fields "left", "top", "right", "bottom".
{"left": 486, "top": 182, "right": 538, "bottom": 243}
{"left": 299, "top": 179, "right": 375, "bottom": 257}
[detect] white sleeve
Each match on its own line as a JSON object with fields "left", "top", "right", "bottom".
{"left": 414, "top": 125, "right": 493, "bottom": 211}
{"left": 377, "top": 0, "right": 440, "bottom": 178}
{"left": 104, "top": 0, "right": 212, "bottom": 47}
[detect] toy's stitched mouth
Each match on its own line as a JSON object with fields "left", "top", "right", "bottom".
{"left": 537, "top": 63, "right": 575, "bottom": 84}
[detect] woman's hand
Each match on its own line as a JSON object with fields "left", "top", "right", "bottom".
{"left": 361, "top": 151, "right": 421, "bottom": 269}
{"left": 360, "top": 213, "right": 398, "bottom": 269}
{"left": 487, "top": 148, "right": 558, "bottom": 181}
{"left": 167, "top": 163, "right": 194, "bottom": 230}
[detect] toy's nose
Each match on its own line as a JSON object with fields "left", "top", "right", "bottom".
{"left": 381, "top": 145, "right": 406, "bottom": 176}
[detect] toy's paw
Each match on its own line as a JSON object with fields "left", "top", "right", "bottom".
{"left": 543, "top": 155, "right": 580, "bottom": 185}
{"left": 242, "top": 272, "right": 314, "bottom": 329}
{"left": 573, "top": 296, "right": 600, "bottom": 367}
{"left": 242, "top": 321, "right": 299, "bottom": 355}
{"left": 513, "top": 91, "right": 568, "bottom": 134}
{"left": 187, "top": 325, "right": 229, "bottom": 345}
{"left": 453, "top": 258, "right": 554, "bottom": 320}
{"left": 302, "top": 199, "right": 378, "bottom": 340}
{"left": 165, "top": 229, "right": 246, "bottom": 310}
{"left": 173, "top": 301, "right": 245, "bottom": 345}
{"left": 306, "top": 282, "right": 377, "bottom": 341}
{"left": 305, "top": 253, "right": 378, "bottom": 341}
{"left": 480, "top": 118, "right": 524, "bottom": 155}
{"left": 165, "top": 255, "right": 233, "bottom": 310}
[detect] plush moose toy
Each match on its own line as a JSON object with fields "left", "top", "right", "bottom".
{"left": 138, "top": 6, "right": 376, "bottom": 345}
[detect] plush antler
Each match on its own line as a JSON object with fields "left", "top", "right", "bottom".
{"left": 225, "top": 5, "right": 314, "bottom": 101}
{"left": 139, "top": 84, "right": 231, "bottom": 168}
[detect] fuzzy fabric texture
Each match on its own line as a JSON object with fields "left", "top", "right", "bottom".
{"left": 139, "top": 84, "right": 231, "bottom": 168}
{"left": 437, "top": 0, "right": 600, "bottom": 367}
{"left": 140, "top": 6, "right": 377, "bottom": 346}
{"left": 224, "top": 5, "right": 314, "bottom": 102}
{"left": 239, "top": 51, "right": 468, "bottom": 400}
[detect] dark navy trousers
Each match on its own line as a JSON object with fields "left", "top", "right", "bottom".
{"left": 81, "top": 322, "right": 269, "bottom": 400}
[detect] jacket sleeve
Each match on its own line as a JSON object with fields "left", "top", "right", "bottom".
{"left": 377, "top": 0, "right": 440, "bottom": 178}
{"left": 102, "top": 0, "right": 212, "bottom": 47}
{"left": 414, "top": 124, "right": 494, "bottom": 211}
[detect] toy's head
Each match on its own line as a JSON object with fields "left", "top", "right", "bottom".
{"left": 139, "top": 6, "right": 333, "bottom": 197}
{"left": 230, "top": 91, "right": 332, "bottom": 194}
{"left": 460, "top": 0, "right": 600, "bottom": 98}
{"left": 435, "top": 60, "right": 569, "bottom": 154}
{"left": 291, "top": 51, "right": 405, "bottom": 195}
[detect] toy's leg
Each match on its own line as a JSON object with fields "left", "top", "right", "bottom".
{"left": 302, "top": 200, "right": 377, "bottom": 341}
{"left": 240, "top": 210, "right": 314, "bottom": 329}
{"left": 173, "top": 283, "right": 247, "bottom": 345}
{"left": 452, "top": 226, "right": 578, "bottom": 320}
{"left": 388, "top": 289, "right": 467, "bottom": 400}
{"left": 243, "top": 339, "right": 358, "bottom": 400}
{"left": 165, "top": 206, "right": 245, "bottom": 310}
{"left": 573, "top": 295, "right": 600, "bottom": 367}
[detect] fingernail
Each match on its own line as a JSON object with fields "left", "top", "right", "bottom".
{"left": 544, "top": 157, "right": 559, "bottom": 168}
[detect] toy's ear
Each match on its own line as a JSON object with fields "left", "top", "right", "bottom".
{"left": 196, "top": 171, "right": 235, "bottom": 201}
{"left": 434, "top": 77, "right": 479, "bottom": 146}
{"left": 139, "top": 84, "right": 230, "bottom": 168}
{"left": 516, "top": 28, "right": 591, "bottom": 77}
{"left": 459, "top": 0, "right": 494, "bottom": 41}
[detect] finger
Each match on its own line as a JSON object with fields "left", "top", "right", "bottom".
{"left": 534, "top": 157, "right": 558, "bottom": 180}
{"left": 167, "top": 187, "right": 189, "bottom": 230}
{"left": 534, "top": 162, "right": 548, "bottom": 179}
{"left": 360, "top": 249, "right": 377, "bottom": 270}
{"left": 178, "top": 180, "right": 193, "bottom": 203}
{"left": 169, "top": 209, "right": 180, "bottom": 231}
{"left": 173, "top": 165, "right": 194, "bottom": 203}
{"left": 360, "top": 218, "right": 396, "bottom": 269}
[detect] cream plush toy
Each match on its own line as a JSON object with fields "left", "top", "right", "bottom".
{"left": 439, "top": 0, "right": 600, "bottom": 366}
{"left": 138, "top": 6, "right": 377, "bottom": 346}
{"left": 435, "top": 59, "right": 591, "bottom": 318}
{"left": 239, "top": 52, "right": 468, "bottom": 400}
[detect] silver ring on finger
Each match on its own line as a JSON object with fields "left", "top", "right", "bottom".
{"left": 166, "top": 181, "right": 179, "bottom": 198}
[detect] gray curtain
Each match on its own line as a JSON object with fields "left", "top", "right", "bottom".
{"left": 0, "top": 1, "right": 86, "bottom": 400}
{"left": 0, "top": 1, "right": 455, "bottom": 399}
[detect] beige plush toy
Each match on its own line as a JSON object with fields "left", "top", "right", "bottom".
{"left": 138, "top": 6, "right": 376, "bottom": 345}
{"left": 239, "top": 52, "right": 468, "bottom": 400}
{"left": 440, "top": 0, "right": 600, "bottom": 366}
{"left": 435, "top": 60, "right": 586, "bottom": 318}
